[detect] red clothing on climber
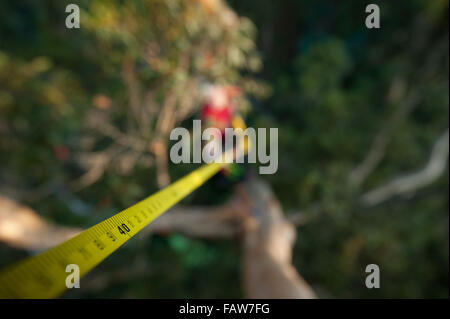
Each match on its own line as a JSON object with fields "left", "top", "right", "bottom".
{"left": 199, "top": 84, "right": 243, "bottom": 178}
{"left": 200, "top": 103, "right": 232, "bottom": 129}
{"left": 200, "top": 85, "right": 241, "bottom": 134}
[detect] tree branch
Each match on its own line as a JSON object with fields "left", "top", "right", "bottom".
{"left": 349, "top": 90, "right": 421, "bottom": 186}
{"left": 0, "top": 195, "right": 81, "bottom": 251}
{"left": 240, "top": 176, "right": 317, "bottom": 298}
{"left": 360, "top": 129, "right": 449, "bottom": 206}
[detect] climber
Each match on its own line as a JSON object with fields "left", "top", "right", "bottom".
{"left": 199, "top": 84, "right": 247, "bottom": 184}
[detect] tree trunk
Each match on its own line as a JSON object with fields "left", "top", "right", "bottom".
{"left": 240, "top": 175, "right": 317, "bottom": 298}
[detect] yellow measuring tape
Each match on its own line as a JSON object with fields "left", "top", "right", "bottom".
{"left": 0, "top": 162, "right": 224, "bottom": 298}
{"left": 0, "top": 115, "right": 248, "bottom": 299}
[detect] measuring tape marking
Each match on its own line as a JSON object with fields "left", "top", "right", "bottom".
{"left": 0, "top": 115, "right": 249, "bottom": 298}
{"left": 0, "top": 162, "right": 224, "bottom": 298}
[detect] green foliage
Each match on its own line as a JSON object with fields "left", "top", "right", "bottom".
{"left": 0, "top": 0, "right": 448, "bottom": 298}
{"left": 231, "top": 0, "right": 448, "bottom": 298}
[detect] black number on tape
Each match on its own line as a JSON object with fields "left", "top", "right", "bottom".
{"left": 118, "top": 223, "right": 130, "bottom": 235}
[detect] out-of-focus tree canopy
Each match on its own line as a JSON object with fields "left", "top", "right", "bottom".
{"left": 229, "top": 0, "right": 448, "bottom": 298}
{"left": 0, "top": 0, "right": 448, "bottom": 298}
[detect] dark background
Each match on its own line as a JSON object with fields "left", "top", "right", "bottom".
{"left": 0, "top": 0, "right": 448, "bottom": 298}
